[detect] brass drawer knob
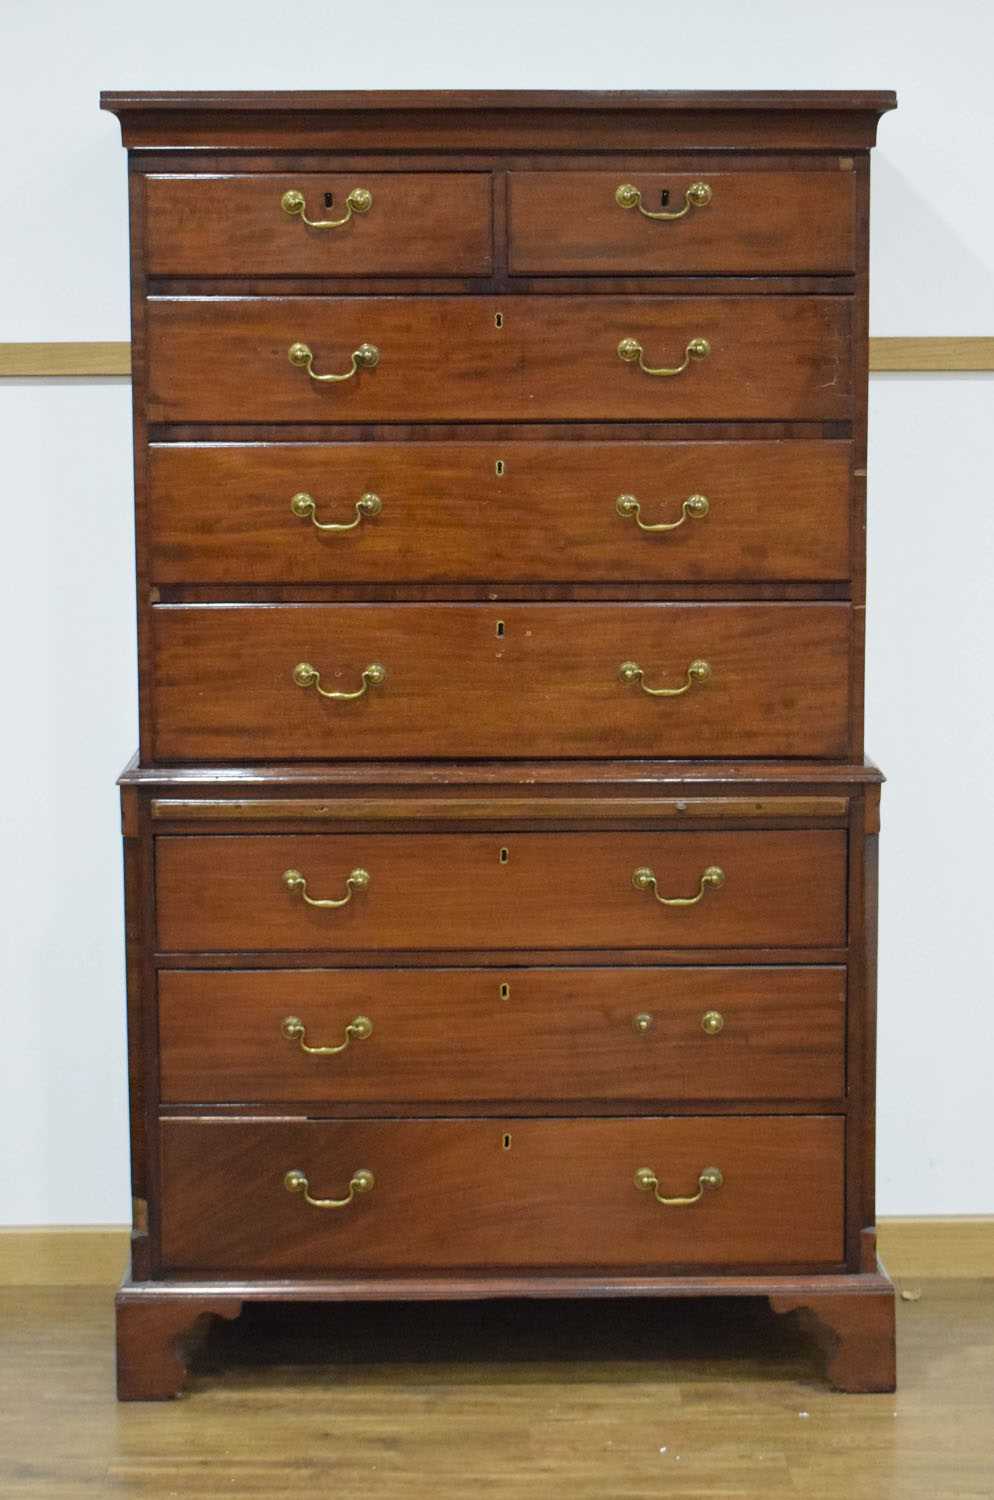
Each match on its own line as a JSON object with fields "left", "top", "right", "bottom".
{"left": 701, "top": 1010, "right": 725, "bottom": 1035}
{"left": 633, "top": 1011, "right": 654, "bottom": 1034}
{"left": 281, "top": 1014, "right": 374, "bottom": 1055}
{"left": 619, "top": 659, "right": 711, "bottom": 697}
{"left": 284, "top": 1167, "right": 375, "bottom": 1209}
{"left": 615, "top": 181, "right": 712, "bottom": 220}
{"left": 634, "top": 1165, "right": 723, "bottom": 1207}
{"left": 288, "top": 340, "right": 380, "bottom": 383}
{"left": 291, "top": 490, "right": 383, "bottom": 533}
{"left": 282, "top": 867, "right": 370, "bottom": 910}
{"left": 616, "top": 492, "right": 709, "bottom": 533}
{"left": 281, "top": 186, "right": 373, "bottom": 229}
{"left": 617, "top": 336, "right": 710, "bottom": 377}
{"left": 632, "top": 865, "right": 725, "bottom": 907}
{"left": 293, "top": 661, "right": 386, "bottom": 700}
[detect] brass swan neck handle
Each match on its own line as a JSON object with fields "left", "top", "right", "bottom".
{"left": 282, "top": 867, "right": 370, "bottom": 909}
{"left": 634, "top": 1166, "right": 723, "bottom": 1206}
{"left": 291, "top": 491, "right": 383, "bottom": 532}
{"left": 617, "top": 336, "right": 710, "bottom": 377}
{"left": 281, "top": 186, "right": 373, "bottom": 229}
{"left": 284, "top": 1168, "right": 375, "bottom": 1209}
{"left": 615, "top": 181, "right": 713, "bottom": 221}
{"left": 632, "top": 865, "right": 725, "bottom": 907}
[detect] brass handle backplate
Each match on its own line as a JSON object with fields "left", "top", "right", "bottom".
{"left": 291, "top": 491, "right": 383, "bottom": 532}
{"left": 616, "top": 492, "right": 710, "bottom": 533}
{"left": 619, "top": 659, "right": 711, "bottom": 697}
{"left": 281, "top": 186, "right": 373, "bottom": 229}
{"left": 293, "top": 661, "right": 386, "bottom": 700}
{"left": 288, "top": 341, "right": 380, "bottom": 383}
{"left": 284, "top": 1167, "right": 375, "bottom": 1209}
{"left": 615, "top": 181, "right": 713, "bottom": 220}
{"left": 632, "top": 865, "right": 725, "bottom": 906}
{"left": 282, "top": 867, "right": 370, "bottom": 909}
{"left": 617, "top": 336, "right": 710, "bottom": 377}
{"left": 634, "top": 1165, "right": 723, "bottom": 1206}
{"left": 281, "top": 1014, "right": 374, "bottom": 1055}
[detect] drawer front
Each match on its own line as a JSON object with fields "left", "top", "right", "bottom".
{"left": 155, "top": 830, "right": 847, "bottom": 953}
{"left": 151, "top": 602, "right": 852, "bottom": 761}
{"left": 159, "top": 966, "right": 846, "bottom": 1104}
{"left": 158, "top": 1115, "right": 846, "bottom": 1272}
{"left": 145, "top": 295, "right": 852, "bottom": 423}
{"left": 147, "top": 439, "right": 852, "bottom": 585}
{"left": 144, "top": 172, "right": 494, "bottom": 276}
{"left": 508, "top": 170, "right": 855, "bottom": 274}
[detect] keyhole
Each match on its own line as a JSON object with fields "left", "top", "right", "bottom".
{"left": 502, "top": 1133, "right": 512, "bottom": 1150}
{"left": 495, "top": 459, "right": 505, "bottom": 477}
{"left": 324, "top": 191, "right": 334, "bottom": 208}
{"left": 494, "top": 311, "right": 504, "bottom": 329}
{"left": 498, "top": 846, "right": 509, "bottom": 864}
{"left": 495, "top": 620, "right": 505, "bottom": 639}
{"left": 499, "top": 982, "right": 510, "bottom": 1000}
{"left": 659, "top": 189, "right": 670, "bottom": 206}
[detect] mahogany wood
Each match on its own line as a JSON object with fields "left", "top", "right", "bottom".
{"left": 144, "top": 295, "right": 853, "bottom": 424}
{"left": 157, "top": 1115, "right": 846, "bottom": 1273}
{"left": 507, "top": 169, "right": 855, "bottom": 275}
{"left": 148, "top": 795, "right": 851, "bottom": 823}
{"left": 103, "top": 89, "right": 895, "bottom": 1395}
{"left": 158, "top": 964, "right": 846, "bottom": 1105}
{"left": 769, "top": 1288, "right": 897, "bottom": 1392}
{"left": 143, "top": 172, "right": 494, "bottom": 276}
{"left": 150, "top": 602, "right": 853, "bottom": 761}
{"left": 116, "top": 1289, "right": 242, "bottom": 1400}
{"left": 154, "top": 828, "right": 847, "bottom": 953}
{"left": 146, "top": 439, "right": 853, "bottom": 585}
{"left": 101, "top": 89, "right": 897, "bottom": 153}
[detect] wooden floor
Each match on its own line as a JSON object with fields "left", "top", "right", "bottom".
{"left": 1, "top": 1281, "right": 992, "bottom": 1498}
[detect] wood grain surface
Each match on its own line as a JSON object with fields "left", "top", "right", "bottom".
{"left": 146, "top": 438, "right": 853, "bottom": 585}
{"left": 508, "top": 169, "right": 854, "bottom": 274}
{"left": 143, "top": 172, "right": 494, "bottom": 276}
{"left": 25, "top": 1278, "right": 994, "bottom": 1495}
{"left": 157, "top": 1114, "right": 845, "bottom": 1272}
{"left": 144, "top": 295, "right": 853, "bottom": 423}
{"left": 149, "top": 602, "right": 853, "bottom": 761}
{"left": 154, "top": 828, "right": 847, "bottom": 952}
{"left": 158, "top": 964, "right": 846, "bottom": 1105}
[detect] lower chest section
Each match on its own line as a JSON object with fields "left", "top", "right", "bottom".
{"left": 128, "top": 778, "right": 871, "bottom": 1280}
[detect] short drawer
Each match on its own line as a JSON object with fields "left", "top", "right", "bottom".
{"left": 154, "top": 830, "right": 847, "bottom": 952}
{"left": 143, "top": 172, "right": 493, "bottom": 276}
{"left": 158, "top": 966, "right": 846, "bottom": 1104}
{"left": 508, "top": 169, "right": 855, "bottom": 274}
{"left": 144, "top": 295, "right": 852, "bottom": 423}
{"left": 147, "top": 439, "right": 852, "bottom": 585}
{"left": 150, "top": 602, "right": 852, "bottom": 761}
{"left": 158, "top": 1115, "right": 846, "bottom": 1272}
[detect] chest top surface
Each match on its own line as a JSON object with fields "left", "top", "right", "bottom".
{"left": 101, "top": 88, "right": 897, "bottom": 151}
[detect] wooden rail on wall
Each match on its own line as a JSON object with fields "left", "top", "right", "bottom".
{"left": 1, "top": 338, "right": 994, "bottom": 377}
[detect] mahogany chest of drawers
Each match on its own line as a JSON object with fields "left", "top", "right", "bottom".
{"left": 101, "top": 88, "right": 897, "bottom": 1398}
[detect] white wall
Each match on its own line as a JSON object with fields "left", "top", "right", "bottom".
{"left": 1, "top": 0, "right": 992, "bottom": 1223}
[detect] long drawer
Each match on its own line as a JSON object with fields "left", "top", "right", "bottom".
{"left": 507, "top": 169, "right": 855, "bottom": 275}
{"left": 158, "top": 1115, "right": 846, "bottom": 1272}
{"left": 150, "top": 602, "right": 852, "bottom": 761}
{"left": 144, "top": 295, "right": 852, "bottom": 423}
{"left": 158, "top": 966, "right": 846, "bottom": 1104}
{"left": 147, "top": 439, "right": 853, "bottom": 584}
{"left": 143, "top": 172, "right": 494, "bottom": 276}
{"left": 154, "top": 830, "right": 847, "bottom": 952}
